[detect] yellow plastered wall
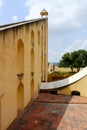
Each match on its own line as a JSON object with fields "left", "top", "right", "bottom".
{"left": 0, "top": 18, "right": 48, "bottom": 130}
{"left": 58, "top": 76, "right": 87, "bottom": 96}
{"left": 55, "top": 67, "right": 83, "bottom": 72}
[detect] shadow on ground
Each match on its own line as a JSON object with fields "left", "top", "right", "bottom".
{"left": 8, "top": 92, "right": 87, "bottom": 130}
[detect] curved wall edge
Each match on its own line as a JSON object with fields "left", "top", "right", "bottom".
{"left": 40, "top": 67, "right": 87, "bottom": 90}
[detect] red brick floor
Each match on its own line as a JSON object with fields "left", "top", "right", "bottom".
{"left": 8, "top": 93, "right": 87, "bottom": 130}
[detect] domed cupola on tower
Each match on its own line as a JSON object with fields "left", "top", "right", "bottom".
{"left": 40, "top": 9, "right": 48, "bottom": 17}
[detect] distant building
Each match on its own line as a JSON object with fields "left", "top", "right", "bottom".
{"left": 48, "top": 63, "right": 55, "bottom": 73}
{"left": 0, "top": 11, "right": 48, "bottom": 130}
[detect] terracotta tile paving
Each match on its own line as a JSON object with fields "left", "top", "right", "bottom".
{"left": 8, "top": 93, "right": 87, "bottom": 130}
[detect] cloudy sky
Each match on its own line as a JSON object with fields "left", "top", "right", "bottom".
{"left": 0, "top": 0, "right": 87, "bottom": 63}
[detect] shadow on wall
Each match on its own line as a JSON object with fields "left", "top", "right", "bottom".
{"left": 41, "top": 84, "right": 80, "bottom": 97}
{"left": 71, "top": 90, "right": 80, "bottom": 96}
{"left": 57, "top": 85, "right": 81, "bottom": 96}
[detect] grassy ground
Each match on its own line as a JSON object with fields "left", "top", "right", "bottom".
{"left": 52, "top": 71, "right": 76, "bottom": 74}
{"left": 48, "top": 71, "right": 76, "bottom": 82}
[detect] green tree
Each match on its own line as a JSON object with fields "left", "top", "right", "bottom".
{"left": 71, "top": 51, "right": 80, "bottom": 72}
{"left": 59, "top": 50, "right": 87, "bottom": 72}
{"left": 71, "top": 50, "right": 87, "bottom": 72}
{"left": 59, "top": 52, "right": 71, "bottom": 67}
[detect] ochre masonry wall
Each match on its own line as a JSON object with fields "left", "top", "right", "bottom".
{"left": 58, "top": 76, "right": 87, "bottom": 96}
{"left": 55, "top": 67, "right": 83, "bottom": 72}
{"left": 0, "top": 18, "right": 48, "bottom": 130}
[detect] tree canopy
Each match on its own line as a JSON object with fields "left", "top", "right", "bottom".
{"left": 58, "top": 50, "right": 87, "bottom": 72}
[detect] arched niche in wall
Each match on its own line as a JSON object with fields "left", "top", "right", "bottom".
{"left": 44, "top": 41, "right": 46, "bottom": 76}
{"left": 17, "top": 39, "right": 24, "bottom": 74}
{"left": 38, "top": 30, "right": 40, "bottom": 45}
{"left": 41, "top": 25, "right": 43, "bottom": 51}
{"left": 41, "top": 25, "right": 43, "bottom": 34}
{"left": 17, "top": 83, "right": 24, "bottom": 110}
{"left": 71, "top": 90, "right": 80, "bottom": 96}
{"left": 41, "top": 51, "right": 43, "bottom": 81}
{"left": 31, "top": 48, "right": 34, "bottom": 74}
{"left": 31, "top": 79, "right": 34, "bottom": 100}
{"left": 44, "top": 41, "right": 46, "bottom": 51}
{"left": 44, "top": 56, "right": 46, "bottom": 80}
{"left": 41, "top": 36, "right": 43, "bottom": 54}
{"left": 44, "top": 26, "right": 46, "bottom": 38}
{"left": 31, "top": 30, "right": 34, "bottom": 48}
{"left": 41, "top": 36, "right": 43, "bottom": 81}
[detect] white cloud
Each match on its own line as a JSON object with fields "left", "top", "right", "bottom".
{"left": 25, "top": 0, "right": 87, "bottom": 62}
{"left": 48, "top": 49, "right": 59, "bottom": 62}
{"left": 12, "top": 16, "right": 18, "bottom": 22}
{"left": 63, "top": 39, "right": 87, "bottom": 54}
{"left": 25, "top": 0, "right": 84, "bottom": 30}
{"left": 24, "top": 0, "right": 87, "bottom": 39}
{"left": 0, "top": 0, "right": 3, "bottom": 7}
{"left": 25, "top": 4, "right": 40, "bottom": 20}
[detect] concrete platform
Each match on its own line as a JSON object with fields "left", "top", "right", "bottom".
{"left": 8, "top": 93, "right": 87, "bottom": 130}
